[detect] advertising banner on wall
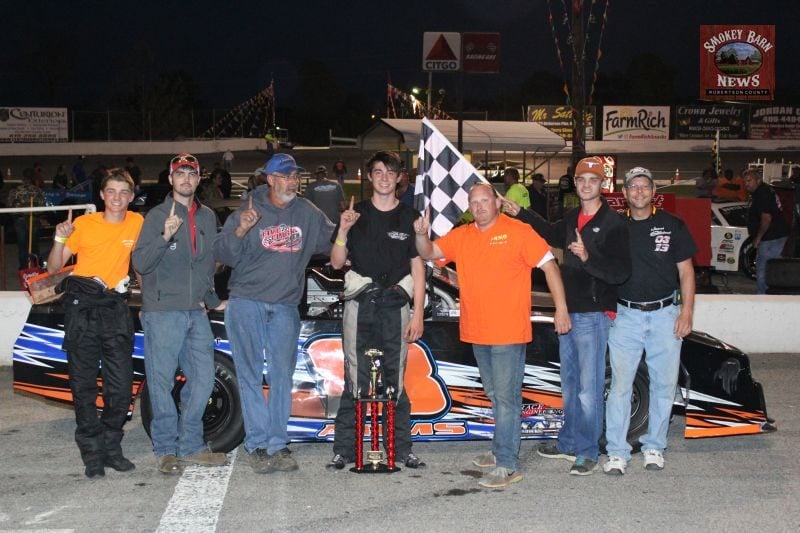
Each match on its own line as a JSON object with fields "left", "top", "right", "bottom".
{"left": 0, "top": 107, "right": 68, "bottom": 142}
{"left": 422, "top": 32, "right": 462, "bottom": 72}
{"left": 748, "top": 106, "right": 800, "bottom": 140}
{"left": 527, "top": 105, "right": 595, "bottom": 140}
{"left": 674, "top": 105, "right": 748, "bottom": 139}
{"left": 602, "top": 106, "right": 670, "bottom": 140}
{"left": 699, "top": 25, "right": 775, "bottom": 101}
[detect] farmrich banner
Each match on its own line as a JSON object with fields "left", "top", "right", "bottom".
{"left": 602, "top": 106, "right": 669, "bottom": 140}
{"left": 699, "top": 25, "right": 775, "bottom": 101}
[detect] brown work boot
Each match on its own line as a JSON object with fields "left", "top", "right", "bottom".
{"left": 180, "top": 449, "right": 228, "bottom": 466}
{"left": 158, "top": 454, "right": 183, "bottom": 475}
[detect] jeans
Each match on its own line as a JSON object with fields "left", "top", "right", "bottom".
{"left": 556, "top": 312, "right": 610, "bottom": 461}
{"left": 473, "top": 343, "right": 526, "bottom": 471}
{"left": 142, "top": 310, "right": 215, "bottom": 458}
{"left": 755, "top": 237, "right": 787, "bottom": 294}
{"left": 225, "top": 297, "right": 300, "bottom": 455}
{"left": 605, "top": 303, "right": 682, "bottom": 460}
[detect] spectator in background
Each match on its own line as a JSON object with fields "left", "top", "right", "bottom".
{"left": 396, "top": 167, "right": 415, "bottom": 207}
{"left": 125, "top": 157, "right": 142, "bottom": 189}
{"left": 743, "top": 168, "right": 789, "bottom": 294}
{"left": 32, "top": 162, "right": 45, "bottom": 188}
{"left": 201, "top": 171, "right": 224, "bottom": 203}
{"left": 8, "top": 168, "right": 45, "bottom": 268}
{"left": 53, "top": 165, "right": 70, "bottom": 189}
{"left": 211, "top": 162, "right": 233, "bottom": 199}
{"left": 527, "top": 173, "right": 548, "bottom": 219}
{"left": 304, "top": 165, "right": 344, "bottom": 224}
{"left": 333, "top": 159, "right": 347, "bottom": 187}
{"left": 695, "top": 168, "right": 718, "bottom": 198}
{"left": 72, "top": 156, "right": 88, "bottom": 184}
{"left": 713, "top": 168, "right": 746, "bottom": 202}
{"left": 503, "top": 168, "right": 530, "bottom": 211}
{"left": 158, "top": 160, "right": 171, "bottom": 185}
{"left": 222, "top": 149, "right": 234, "bottom": 171}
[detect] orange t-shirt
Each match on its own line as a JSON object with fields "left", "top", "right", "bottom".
{"left": 66, "top": 211, "right": 144, "bottom": 288}
{"left": 713, "top": 176, "right": 747, "bottom": 202}
{"left": 436, "top": 214, "right": 552, "bottom": 345}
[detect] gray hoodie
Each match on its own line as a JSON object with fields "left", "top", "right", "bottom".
{"left": 213, "top": 184, "right": 335, "bottom": 304}
{"left": 133, "top": 196, "right": 221, "bottom": 312}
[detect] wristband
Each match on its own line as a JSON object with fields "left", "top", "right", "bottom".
{"left": 334, "top": 239, "right": 346, "bottom": 247}
{"left": 54, "top": 235, "right": 68, "bottom": 244}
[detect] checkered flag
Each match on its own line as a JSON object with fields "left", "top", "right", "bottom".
{"left": 413, "top": 118, "right": 486, "bottom": 239}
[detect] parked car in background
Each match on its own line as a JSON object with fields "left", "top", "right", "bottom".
{"left": 711, "top": 201, "right": 756, "bottom": 278}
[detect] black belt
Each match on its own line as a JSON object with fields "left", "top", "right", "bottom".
{"left": 617, "top": 296, "right": 673, "bottom": 312}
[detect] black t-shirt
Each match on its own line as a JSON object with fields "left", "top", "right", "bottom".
{"left": 748, "top": 183, "right": 789, "bottom": 241}
{"left": 340, "top": 200, "right": 419, "bottom": 286}
{"left": 618, "top": 210, "right": 697, "bottom": 302}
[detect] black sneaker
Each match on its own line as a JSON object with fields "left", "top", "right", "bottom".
{"left": 536, "top": 442, "right": 576, "bottom": 462}
{"left": 104, "top": 454, "right": 135, "bottom": 472}
{"left": 569, "top": 457, "right": 598, "bottom": 476}
{"left": 326, "top": 454, "right": 351, "bottom": 470}
{"left": 248, "top": 448, "right": 274, "bottom": 474}
{"left": 401, "top": 453, "right": 426, "bottom": 469}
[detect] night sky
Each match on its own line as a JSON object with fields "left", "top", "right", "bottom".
{"left": 3, "top": 0, "right": 798, "bottom": 113}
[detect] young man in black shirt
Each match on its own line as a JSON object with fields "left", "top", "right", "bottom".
{"left": 327, "top": 151, "right": 426, "bottom": 470}
{"left": 743, "top": 168, "right": 789, "bottom": 294}
{"left": 603, "top": 167, "right": 696, "bottom": 474}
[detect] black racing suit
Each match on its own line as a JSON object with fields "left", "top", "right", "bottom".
{"left": 60, "top": 276, "right": 134, "bottom": 465}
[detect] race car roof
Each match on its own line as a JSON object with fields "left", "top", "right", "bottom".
{"left": 361, "top": 119, "right": 566, "bottom": 153}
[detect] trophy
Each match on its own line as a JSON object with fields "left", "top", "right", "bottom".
{"left": 352, "top": 348, "right": 400, "bottom": 473}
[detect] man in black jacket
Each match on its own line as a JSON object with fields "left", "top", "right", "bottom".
{"left": 132, "top": 153, "right": 227, "bottom": 474}
{"left": 503, "top": 156, "right": 631, "bottom": 475}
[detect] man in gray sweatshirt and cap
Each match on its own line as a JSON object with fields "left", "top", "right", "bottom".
{"left": 214, "top": 153, "right": 336, "bottom": 473}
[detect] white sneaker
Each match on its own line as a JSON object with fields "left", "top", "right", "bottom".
{"left": 603, "top": 455, "right": 627, "bottom": 475}
{"left": 642, "top": 449, "right": 664, "bottom": 471}
{"left": 472, "top": 451, "right": 496, "bottom": 468}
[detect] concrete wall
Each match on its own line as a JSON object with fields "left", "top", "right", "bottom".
{"left": 1, "top": 292, "right": 797, "bottom": 366}
{"left": 0, "top": 138, "right": 267, "bottom": 157}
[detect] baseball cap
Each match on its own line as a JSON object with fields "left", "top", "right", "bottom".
{"left": 532, "top": 173, "right": 545, "bottom": 183}
{"left": 264, "top": 153, "right": 304, "bottom": 175}
{"left": 624, "top": 166, "right": 654, "bottom": 186}
{"left": 170, "top": 153, "right": 200, "bottom": 175}
{"left": 574, "top": 156, "right": 605, "bottom": 178}
{"left": 315, "top": 165, "right": 327, "bottom": 174}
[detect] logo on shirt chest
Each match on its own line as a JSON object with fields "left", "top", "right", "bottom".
{"left": 489, "top": 233, "right": 509, "bottom": 245}
{"left": 650, "top": 227, "right": 672, "bottom": 252}
{"left": 387, "top": 231, "right": 410, "bottom": 241}
{"left": 261, "top": 224, "right": 303, "bottom": 252}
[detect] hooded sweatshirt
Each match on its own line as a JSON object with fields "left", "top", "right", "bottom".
{"left": 213, "top": 184, "right": 335, "bottom": 304}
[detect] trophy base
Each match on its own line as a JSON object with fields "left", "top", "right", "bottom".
{"left": 350, "top": 464, "right": 401, "bottom": 474}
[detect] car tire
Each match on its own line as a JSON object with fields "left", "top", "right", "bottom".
{"left": 141, "top": 352, "right": 245, "bottom": 453}
{"left": 600, "top": 360, "right": 650, "bottom": 453}
{"left": 740, "top": 238, "right": 757, "bottom": 279}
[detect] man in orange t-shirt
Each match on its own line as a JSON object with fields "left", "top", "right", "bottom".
{"left": 415, "top": 183, "right": 570, "bottom": 489}
{"left": 47, "top": 168, "right": 143, "bottom": 479}
{"left": 713, "top": 168, "right": 747, "bottom": 202}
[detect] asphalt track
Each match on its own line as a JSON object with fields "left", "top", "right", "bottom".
{"left": 0, "top": 353, "right": 797, "bottom": 533}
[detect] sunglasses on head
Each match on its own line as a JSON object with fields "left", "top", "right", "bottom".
{"left": 171, "top": 154, "right": 198, "bottom": 166}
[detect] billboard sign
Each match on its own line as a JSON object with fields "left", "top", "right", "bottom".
{"left": 602, "top": 106, "right": 670, "bottom": 140}
{"left": 462, "top": 33, "right": 500, "bottom": 73}
{"left": 0, "top": 107, "right": 68, "bottom": 142}
{"left": 674, "top": 105, "right": 748, "bottom": 139}
{"left": 527, "top": 105, "right": 595, "bottom": 140}
{"left": 422, "top": 32, "right": 461, "bottom": 72}
{"left": 699, "top": 25, "right": 775, "bottom": 101}
{"left": 748, "top": 106, "right": 800, "bottom": 140}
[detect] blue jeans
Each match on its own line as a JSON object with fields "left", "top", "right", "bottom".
{"left": 143, "top": 310, "right": 215, "bottom": 458}
{"left": 225, "top": 298, "right": 300, "bottom": 455}
{"left": 605, "top": 303, "right": 682, "bottom": 460}
{"left": 756, "top": 237, "right": 787, "bottom": 294}
{"left": 473, "top": 343, "right": 526, "bottom": 471}
{"left": 556, "top": 312, "right": 610, "bottom": 461}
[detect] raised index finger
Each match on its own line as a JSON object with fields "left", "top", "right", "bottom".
{"left": 169, "top": 201, "right": 176, "bottom": 217}
{"left": 67, "top": 209, "right": 72, "bottom": 224}
{"left": 349, "top": 196, "right": 355, "bottom": 210}
{"left": 249, "top": 196, "right": 253, "bottom": 211}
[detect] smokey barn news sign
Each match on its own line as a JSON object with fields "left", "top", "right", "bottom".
{"left": 699, "top": 25, "right": 775, "bottom": 101}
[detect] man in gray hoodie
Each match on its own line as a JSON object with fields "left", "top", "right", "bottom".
{"left": 133, "top": 153, "right": 228, "bottom": 475}
{"left": 214, "top": 153, "right": 335, "bottom": 474}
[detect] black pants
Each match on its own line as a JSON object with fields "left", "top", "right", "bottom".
{"left": 62, "top": 281, "right": 134, "bottom": 465}
{"left": 333, "top": 297, "right": 412, "bottom": 459}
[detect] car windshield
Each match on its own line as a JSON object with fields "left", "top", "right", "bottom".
{"left": 718, "top": 204, "right": 749, "bottom": 227}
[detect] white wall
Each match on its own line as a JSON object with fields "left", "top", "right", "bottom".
{"left": 1, "top": 292, "right": 797, "bottom": 366}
